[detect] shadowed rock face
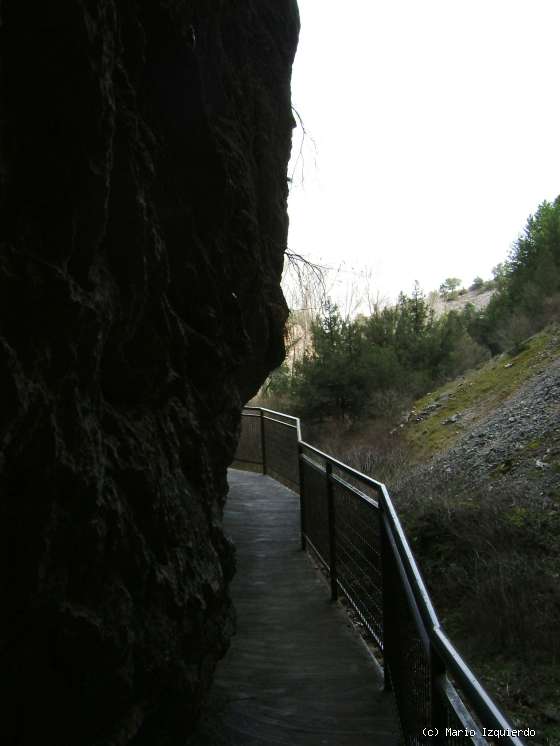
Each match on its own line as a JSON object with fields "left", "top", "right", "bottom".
{"left": 0, "top": 2, "right": 299, "bottom": 744}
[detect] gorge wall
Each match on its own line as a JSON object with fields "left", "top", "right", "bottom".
{"left": 0, "top": 2, "right": 299, "bottom": 744}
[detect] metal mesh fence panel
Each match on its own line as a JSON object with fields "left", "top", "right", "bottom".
{"left": 332, "top": 479, "right": 383, "bottom": 647}
{"left": 234, "top": 409, "right": 523, "bottom": 746}
{"left": 262, "top": 415, "right": 299, "bottom": 489}
{"left": 301, "top": 458, "right": 330, "bottom": 568}
{"left": 383, "top": 527, "right": 431, "bottom": 746}
{"left": 331, "top": 462, "right": 382, "bottom": 504}
{"left": 234, "top": 411, "right": 262, "bottom": 466}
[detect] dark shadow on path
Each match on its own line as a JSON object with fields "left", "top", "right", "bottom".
{"left": 189, "top": 469, "right": 399, "bottom": 745}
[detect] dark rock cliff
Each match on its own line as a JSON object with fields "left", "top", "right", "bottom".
{"left": 0, "top": 2, "right": 299, "bottom": 744}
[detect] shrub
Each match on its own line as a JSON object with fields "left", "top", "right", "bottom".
{"left": 495, "top": 312, "right": 535, "bottom": 354}
{"left": 395, "top": 472, "right": 560, "bottom": 662}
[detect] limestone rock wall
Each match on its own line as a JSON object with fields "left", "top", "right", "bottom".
{"left": 0, "top": 2, "right": 299, "bottom": 743}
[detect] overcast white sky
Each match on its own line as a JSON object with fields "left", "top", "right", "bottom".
{"left": 287, "top": 0, "right": 560, "bottom": 305}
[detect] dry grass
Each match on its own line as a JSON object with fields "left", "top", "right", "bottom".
{"left": 305, "top": 418, "right": 411, "bottom": 487}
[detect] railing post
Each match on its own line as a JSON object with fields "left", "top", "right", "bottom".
{"left": 260, "top": 409, "right": 267, "bottom": 475}
{"left": 326, "top": 461, "right": 338, "bottom": 602}
{"left": 298, "top": 443, "right": 307, "bottom": 551}
{"left": 380, "top": 509, "right": 393, "bottom": 692}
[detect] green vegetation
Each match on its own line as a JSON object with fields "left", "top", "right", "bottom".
{"left": 268, "top": 284, "right": 489, "bottom": 422}
{"left": 439, "top": 276, "right": 463, "bottom": 300}
{"left": 467, "top": 197, "right": 560, "bottom": 355}
{"left": 265, "top": 196, "right": 560, "bottom": 433}
{"left": 405, "top": 325, "right": 560, "bottom": 458}
{"left": 469, "top": 276, "right": 485, "bottom": 291}
{"left": 259, "top": 195, "right": 560, "bottom": 743}
{"left": 397, "top": 442, "right": 560, "bottom": 744}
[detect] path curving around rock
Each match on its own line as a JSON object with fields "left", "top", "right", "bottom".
{"left": 189, "top": 469, "right": 399, "bottom": 746}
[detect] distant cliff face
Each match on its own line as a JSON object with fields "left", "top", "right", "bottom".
{"left": 0, "top": 2, "right": 299, "bottom": 744}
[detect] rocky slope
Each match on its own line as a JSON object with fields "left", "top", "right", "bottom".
{"left": 401, "top": 324, "right": 560, "bottom": 497}
{"left": 429, "top": 286, "right": 496, "bottom": 318}
{"left": 396, "top": 325, "right": 560, "bottom": 743}
{"left": 0, "top": 2, "right": 299, "bottom": 744}
{"left": 415, "top": 355, "right": 560, "bottom": 497}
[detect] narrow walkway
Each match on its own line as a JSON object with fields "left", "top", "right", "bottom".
{"left": 190, "top": 470, "right": 399, "bottom": 745}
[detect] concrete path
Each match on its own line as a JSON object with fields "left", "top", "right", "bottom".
{"left": 189, "top": 469, "right": 400, "bottom": 745}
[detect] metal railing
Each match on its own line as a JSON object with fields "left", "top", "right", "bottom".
{"left": 234, "top": 406, "right": 529, "bottom": 746}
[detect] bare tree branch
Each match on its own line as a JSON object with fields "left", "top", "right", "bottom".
{"left": 290, "top": 106, "right": 318, "bottom": 186}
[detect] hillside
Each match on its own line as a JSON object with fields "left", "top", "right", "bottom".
{"left": 259, "top": 319, "right": 560, "bottom": 741}
{"left": 402, "top": 323, "right": 560, "bottom": 471}
{"left": 429, "top": 286, "right": 496, "bottom": 318}
{"left": 395, "top": 323, "right": 560, "bottom": 744}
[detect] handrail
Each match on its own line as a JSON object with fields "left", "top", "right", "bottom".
{"left": 300, "top": 438, "right": 386, "bottom": 492}
{"left": 243, "top": 405, "right": 302, "bottom": 440}
{"left": 236, "top": 406, "right": 529, "bottom": 745}
{"left": 432, "top": 628, "right": 525, "bottom": 743}
{"left": 378, "top": 484, "right": 440, "bottom": 631}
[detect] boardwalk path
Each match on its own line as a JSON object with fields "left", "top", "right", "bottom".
{"left": 189, "top": 469, "right": 399, "bottom": 745}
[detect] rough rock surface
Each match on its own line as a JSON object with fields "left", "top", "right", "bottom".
{"left": 403, "top": 344, "right": 560, "bottom": 500}
{"left": 0, "top": 2, "right": 299, "bottom": 744}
